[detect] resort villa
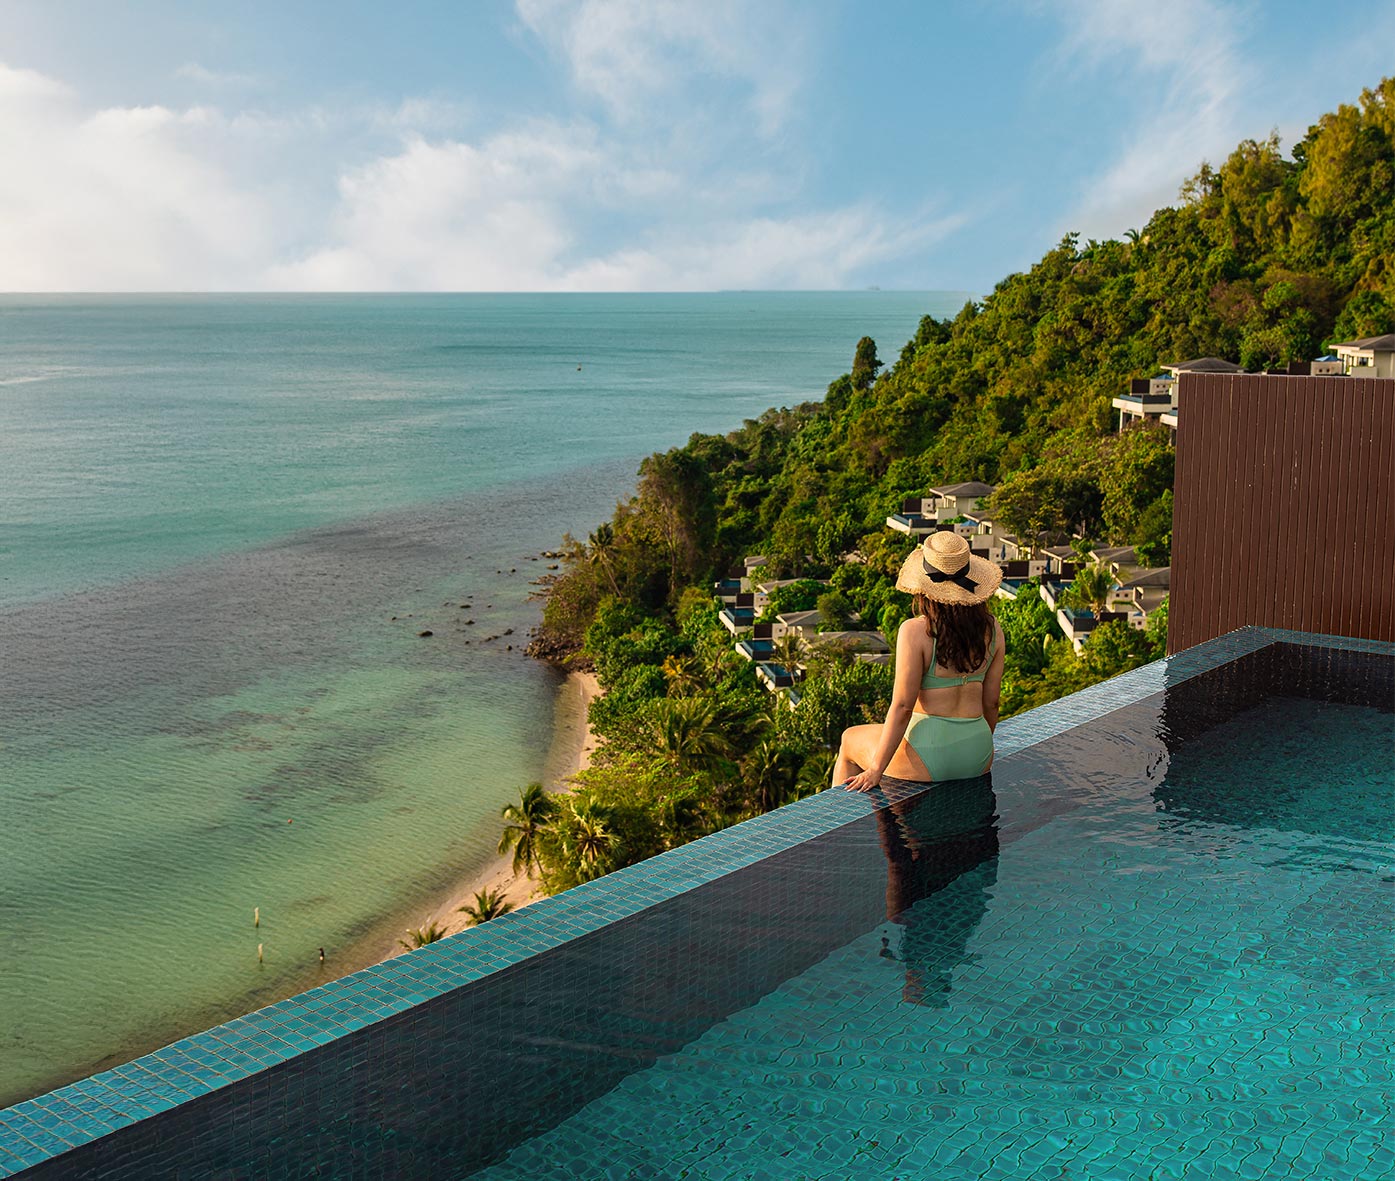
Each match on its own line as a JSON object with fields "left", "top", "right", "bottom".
{"left": 1330, "top": 333, "right": 1395, "bottom": 378}
{"left": 1, "top": 373, "right": 1391, "bottom": 1180}
{"left": 885, "top": 482, "right": 996, "bottom": 536}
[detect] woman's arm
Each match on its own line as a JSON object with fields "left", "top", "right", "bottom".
{"left": 981, "top": 618, "right": 1006, "bottom": 732}
{"left": 844, "top": 619, "right": 924, "bottom": 792}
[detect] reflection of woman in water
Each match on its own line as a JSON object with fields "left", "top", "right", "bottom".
{"left": 874, "top": 777, "right": 999, "bottom": 1007}
{"left": 836, "top": 532, "right": 1005, "bottom": 792}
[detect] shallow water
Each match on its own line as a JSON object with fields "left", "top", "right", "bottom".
{"left": 0, "top": 292, "right": 963, "bottom": 1105}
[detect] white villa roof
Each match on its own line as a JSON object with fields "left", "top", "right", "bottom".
{"left": 1163, "top": 357, "right": 1244, "bottom": 373}
{"left": 808, "top": 630, "right": 890, "bottom": 653}
{"left": 928, "top": 481, "right": 996, "bottom": 498}
{"left": 1091, "top": 546, "right": 1137, "bottom": 564}
{"left": 1329, "top": 334, "right": 1395, "bottom": 354}
{"left": 775, "top": 609, "right": 824, "bottom": 627}
{"left": 1116, "top": 567, "right": 1171, "bottom": 590}
{"left": 755, "top": 578, "right": 819, "bottom": 594}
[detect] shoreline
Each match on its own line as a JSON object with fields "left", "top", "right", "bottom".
{"left": 372, "top": 668, "right": 601, "bottom": 961}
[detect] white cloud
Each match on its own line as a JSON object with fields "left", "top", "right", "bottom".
{"left": 1048, "top": 0, "right": 1256, "bottom": 239}
{"left": 0, "top": 63, "right": 277, "bottom": 290}
{"left": 271, "top": 125, "right": 950, "bottom": 291}
{"left": 0, "top": 0, "right": 927, "bottom": 292}
{"left": 516, "top": 0, "right": 805, "bottom": 136}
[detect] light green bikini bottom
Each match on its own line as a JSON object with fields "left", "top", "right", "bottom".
{"left": 903, "top": 713, "right": 993, "bottom": 781}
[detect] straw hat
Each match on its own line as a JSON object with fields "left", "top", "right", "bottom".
{"left": 895, "top": 531, "right": 1002, "bottom": 605}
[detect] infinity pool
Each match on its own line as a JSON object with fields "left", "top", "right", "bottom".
{"left": 2, "top": 633, "right": 1391, "bottom": 1179}
{"left": 471, "top": 647, "right": 1392, "bottom": 1180}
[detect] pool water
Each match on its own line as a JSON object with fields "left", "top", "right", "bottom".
{"left": 476, "top": 658, "right": 1394, "bottom": 1180}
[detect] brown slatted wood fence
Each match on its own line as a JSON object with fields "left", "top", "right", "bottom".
{"left": 1168, "top": 373, "right": 1395, "bottom": 653}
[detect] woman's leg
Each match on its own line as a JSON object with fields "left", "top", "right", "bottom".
{"left": 833, "top": 723, "right": 879, "bottom": 783}
{"left": 834, "top": 723, "right": 932, "bottom": 784}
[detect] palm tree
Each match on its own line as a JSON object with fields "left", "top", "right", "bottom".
{"left": 498, "top": 782, "right": 555, "bottom": 878}
{"left": 772, "top": 631, "right": 807, "bottom": 682}
{"left": 661, "top": 653, "right": 704, "bottom": 697}
{"left": 795, "top": 749, "right": 837, "bottom": 798}
{"left": 398, "top": 921, "right": 448, "bottom": 951}
{"left": 741, "top": 738, "right": 799, "bottom": 813}
{"left": 1063, "top": 561, "right": 1116, "bottom": 619}
{"left": 564, "top": 795, "right": 617, "bottom": 881}
{"left": 459, "top": 887, "right": 514, "bottom": 926}
{"left": 587, "top": 522, "right": 621, "bottom": 596}
{"left": 647, "top": 697, "right": 733, "bottom": 773}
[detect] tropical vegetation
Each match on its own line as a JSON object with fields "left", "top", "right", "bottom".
{"left": 505, "top": 80, "right": 1393, "bottom": 896}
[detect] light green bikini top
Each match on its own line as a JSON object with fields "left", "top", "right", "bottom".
{"left": 921, "top": 628, "right": 996, "bottom": 688}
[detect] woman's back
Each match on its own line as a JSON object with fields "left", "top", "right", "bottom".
{"left": 903, "top": 617, "right": 1002, "bottom": 719}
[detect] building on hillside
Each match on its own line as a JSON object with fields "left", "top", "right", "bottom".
{"left": 772, "top": 609, "right": 827, "bottom": 642}
{"left": 1055, "top": 607, "right": 1133, "bottom": 654}
{"left": 960, "top": 514, "right": 1009, "bottom": 561}
{"left": 1090, "top": 545, "right": 1137, "bottom": 570}
{"left": 713, "top": 567, "right": 745, "bottom": 602}
{"left": 1329, "top": 334, "right": 1395, "bottom": 379}
{"left": 755, "top": 662, "right": 798, "bottom": 693}
{"left": 1040, "top": 547, "right": 1080, "bottom": 578}
{"left": 718, "top": 593, "right": 757, "bottom": 634}
{"left": 1114, "top": 567, "right": 1170, "bottom": 627}
{"left": 1112, "top": 373, "right": 1176, "bottom": 430}
{"left": 1162, "top": 357, "right": 1245, "bottom": 379}
{"left": 806, "top": 631, "right": 890, "bottom": 659}
{"left": 927, "top": 482, "right": 996, "bottom": 519}
{"left": 735, "top": 622, "right": 775, "bottom": 663}
{"left": 886, "top": 482, "right": 996, "bottom": 535}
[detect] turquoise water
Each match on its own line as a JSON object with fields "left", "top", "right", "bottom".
{"left": 479, "top": 694, "right": 1394, "bottom": 1180}
{"left": 0, "top": 292, "right": 967, "bottom": 1106}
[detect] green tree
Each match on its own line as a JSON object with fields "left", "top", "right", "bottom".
{"left": 399, "top": 921, "right": 448, "bottom": 951}
{"left": 741, "top": 738, "right": 801, "bottom": 812}
{"left": 1062, "top": 562, "right": 1116, "bottom": 619}
{"left": 1081, "top": 619, "right": 1152, "bottom": 677}
{"left": 637, "top": 449, "right": 717, "bottom": 599}
{"left": 563, "top": 795, "right": 619, "bottom": 881}
{"left": 498, "top": 783, "right": 556, "bottom": 878}
{"left": 587, "top": 522, "right": 622, "bottom": 596}
{"left": 459, "top": 888, "right": 515, "bottom": 926}
{"left": 1145, "top": 596, "right": 1169, "bottom": 657}
{"left": 759, "top": 578, "right": 826, "bottom": 619}
{"left": 991, "top": 580, "right": 1061, "bottom": 677}
{"left": 815, "top": 589, "right": 854, "bottom": 631}
{"left": 647, "top": 697, "right": 735, "bottom": 774}
{"left": 661, "top": 652, "right": 705, "bottom": 697}
{"left": 772, "top": 631, "right": 808, "bottom": 681}
{"left": 852, "top": 336, "right": 883, "bottom": 391}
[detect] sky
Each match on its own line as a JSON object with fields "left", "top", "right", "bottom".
{"left": 1, "top": 0, "right": 1391, "bottom": 293}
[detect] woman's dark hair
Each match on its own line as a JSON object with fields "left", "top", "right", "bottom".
{"left": 913, "top": 594, "right": 994, "bottom": 673}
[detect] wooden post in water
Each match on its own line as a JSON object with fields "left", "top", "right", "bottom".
{"left": 257, "top": 943, "right": 264, "bottom": 964}
{"left": 254, "top": 906, "right": 260, "bottom": 928}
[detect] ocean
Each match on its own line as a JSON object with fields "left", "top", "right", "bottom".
{"left": 0, "top": 291, "right": 968, "bottom": 1105}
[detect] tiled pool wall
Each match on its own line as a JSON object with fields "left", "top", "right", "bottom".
{"left": 2, "top": 626, "right": 1391, "bottom": 1179}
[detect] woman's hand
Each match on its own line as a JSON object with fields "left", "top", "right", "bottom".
{"left": 843, "top": 767, "right": 883, "bottom": 793}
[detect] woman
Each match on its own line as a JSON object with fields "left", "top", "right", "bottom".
{"left": 837, "top": 531, "right": 1004, "bottom": 791}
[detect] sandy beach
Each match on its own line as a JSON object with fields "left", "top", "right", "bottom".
{"left": 377, "top": 669, "right": 601, "bottom": 959}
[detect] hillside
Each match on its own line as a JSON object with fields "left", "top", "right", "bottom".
{"left": 512, "top": 79, "right": 1394, "bottom": 891}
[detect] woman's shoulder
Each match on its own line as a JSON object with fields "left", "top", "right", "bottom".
{"left": 897, "top": 616, "right": 926, "bottom": 642}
